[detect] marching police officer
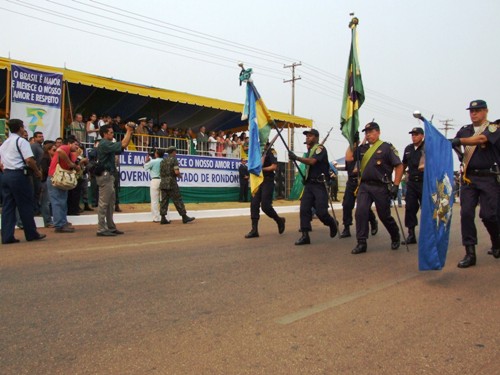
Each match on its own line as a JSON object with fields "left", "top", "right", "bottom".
{"left": 245, "top": 143, "right": 286, "bottom": 238}
{"left": 401, "top": 127, "right": 425, "bottom": 244}
{"left": 352, "top": 122, "right": 403, "bottom": 254}
{"left": 451, "top": 100, "right": 500, "bottom": 267}
{"left": 288, "top": 129, "right": 338, "bottom": 245}
{"left": 341, "top": 132, "right": 378, "bottom": 238}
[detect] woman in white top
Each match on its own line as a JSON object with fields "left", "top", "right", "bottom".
{"left": 224, "top": 133, "right": 233, "bottom": 158}
{"left": 207, "top": 131, "right": 217, "bottom": 157}
{"left": 86, "top": 113, "right": 99, "bottom": 145}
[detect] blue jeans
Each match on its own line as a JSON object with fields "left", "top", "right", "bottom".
{"left": 40, "top": 181, "right": 53, "bottom": 226}
{"left": 47, "top": 177, "right": 69, "bottom": 229}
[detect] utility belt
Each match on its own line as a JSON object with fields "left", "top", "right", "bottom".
{"left": 348, "top": 176, "right": 359, "bottom": 183}
{"left": 466, "top": 169, "right": 496, "bottom": 177}
{"left": 408, "top": 175, "right": 423, "bottom": 182}
{"left": 306, "top": 177, "right": 326, "bottom": 184}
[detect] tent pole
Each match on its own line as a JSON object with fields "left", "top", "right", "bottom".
{"left": 5, "top": 65, "right": 11, "bottom": 119}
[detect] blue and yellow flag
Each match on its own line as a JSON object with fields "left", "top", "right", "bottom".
{"left": 242, "top": 81, "right": 272, "bottom": 195}
{"left": 418, "top": 119, "right": 455, "bottom": 270}
{"left": 340, "top": 19, "right": 365, "bottom": 148}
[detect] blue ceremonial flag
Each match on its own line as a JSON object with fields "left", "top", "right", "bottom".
{"left": 418, "top": 119, "right": 455, "bottom": 271}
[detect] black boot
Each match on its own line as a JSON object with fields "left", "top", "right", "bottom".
{"left": 340, "top": 226, "right": 351, "bottom": 238}
{"left": 84, "top": 203, "right": 93, "bottom": 211}
{"left": 160, "top": 215, "right": 171, "bottom": 225}
{"left": 483, "top": 221, "right": 500, "bottom": 259}
{"left": 182, "top": 215, "right": 195, "bottom": 224}
{"left": 457, "top": 245, "right": 476, "bottom": 268}
{"left": 402, "top": 227, "right": 417, "bottom": 245}
{"left": 276, "top": 217, "right": 286, "bottom": 234}
{"left": 245, "top": 220, "right": 259, "bottom": 238}
{"left": 351, "top": 240, "right": 367, "bottom": 254}
{"left": 115, "top": 204, "right": 122, "bottom": 212}
{"left": 330, "top": 220, "right": 339, "bottom": 238}
{"left": 295, "top": 231, "right": 310, "bottom": 245}
{"left": 370, "top": 220, "right": 378, "bottom": 236}
{"left": 391, "top": 234, "right": 401, "bottom": 250}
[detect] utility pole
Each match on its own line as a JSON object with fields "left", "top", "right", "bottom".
{"left": 439, "top": 119, "right": 454, "bottom": 138}
{"left": 283, "top": 62, "right": 301, "bottom": 198}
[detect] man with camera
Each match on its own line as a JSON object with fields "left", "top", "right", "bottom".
{"left": 95, "top": 122, "right": 134, "bottom": 236}
{"left": 144, "top": 148, "right": 166, "bottom": 223}
{"left": 0, "top": 119, "right": 46, "bottom": 243}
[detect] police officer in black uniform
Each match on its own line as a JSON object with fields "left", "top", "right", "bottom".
{"left": 451, "top": 100, "right": 500, "bottom": 267}
{"left": 401, "top": 127, "right": 425, "bottom": 244}
{"left": 341, "top": 132, "right": 378, "bottom": 238}
{"left": 352, "top": 122, "right": 403, "bottom": 254}
{"left": 288, "top": 129, "right": 338, "bottom": 245}
{"left": 245, "top": 143, "right": 286, "bottom": 238}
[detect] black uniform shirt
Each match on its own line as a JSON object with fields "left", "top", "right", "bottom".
{"left": 356, "top": 142, "right": 401, "bottom": 182}
{"left": 307, "top": 145, "right": 330, "bottom": 182}
{"left": 456, "top": 123, "right": 500, "bottom": 170}
{"left": 262, "top": 149, "right": 278, "bottom": 179}
{"left": 402, "top": 142, "right": 424, "bottom": 179}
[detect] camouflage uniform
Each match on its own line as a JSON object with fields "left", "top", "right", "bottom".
{"left": 159, "top": 154, "right": 187, "bottom": 217}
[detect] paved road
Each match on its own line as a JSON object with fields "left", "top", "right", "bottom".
{"left": 1, "top": 210, "right": 499, "bottom": 374}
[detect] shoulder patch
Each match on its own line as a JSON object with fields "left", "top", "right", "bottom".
{"left": 315, "top": 145, "right": 323, "bottom": 155}
{"left": 488, "top": 124, "right": 497, "bottom": 133}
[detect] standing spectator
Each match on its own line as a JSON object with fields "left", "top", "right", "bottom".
{"left": 144, "top": 149, "right": 166, "bottom": 223}
{"left": 157, "top": 122, "right": 169, "bottom": 149}
{"left": 47, "top": 137, "right": 80, "bottom": 233}
{"left": 134, "top": 117, "right": 149, "bottom": 152}
{"left": 95, "top": 123, "right": 134, "bottom": 236}
{"left": 69, "top": 113, "right": 86, "bottom": 144}
{"left": 86, "top": 113, "right": 99, "bottom": 144}
{"left": 0, "top": 119, "right": 45, "bottom": 244}
{"left": 238, "top": 158, "right": 249, "bottom": 202}
{"left": 55, "top": 137, "right": 63, "bottom": 149}
{"left": 196, "top": 126, "right": 208, "bottom": 156}
{"left": 40, "top": 142, "right": 56, "bottom": 228}
{"left": 208, "top": 131, "right": 217, "bottom": 157}
{"left": 224, "top": 133, "right": 233, "bottom": 158}
{"left": 216, "top": 130, "right": 225, "bottom": 157}
{"left": 231, "top": 133, "right": 241, "bottom": 159}
{"left": 30, "top": 131, "right": 44, "bottom": 215}
{"left": 159, "top": 146, "right": 195, "bottom": 224}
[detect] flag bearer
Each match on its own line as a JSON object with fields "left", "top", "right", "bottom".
{"left": 351, "top": 122, "right": 403, "bottom": 254}
{"left": 451, "top": 100, "right": 500, "bottom": 267}
{"left": 288, "top": 129, "right": 338, "bottom": 245}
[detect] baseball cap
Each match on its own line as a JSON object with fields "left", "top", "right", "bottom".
{"left": 409, "top": 127, "right": 424, "bottom": 135}
{"left": 466, "top": 100, "right": 487, "bottom": 110}
{"left": 303, "top": 128, "right": 319, "bottom": 137}
{"left": 362, "top": 122, "right": 380, "bottom": 132}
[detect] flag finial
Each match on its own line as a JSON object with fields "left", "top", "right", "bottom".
{"left": 349, "top": 15, "right": 359, "bottom": 29}
{"left": 238, "top": 62, "right": 253, "bottom": 85}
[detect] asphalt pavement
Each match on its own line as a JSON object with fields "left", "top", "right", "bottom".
{"left": 1, "top": 206, "right": 499, "bottom": 374}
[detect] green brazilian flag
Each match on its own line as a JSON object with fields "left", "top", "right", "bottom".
{"left": 340, "top": 20, "right": 365, "bottom": 148}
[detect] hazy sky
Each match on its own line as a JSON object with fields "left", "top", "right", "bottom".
{"left": 1, "top": 0, "right": 499, "bottom": 160}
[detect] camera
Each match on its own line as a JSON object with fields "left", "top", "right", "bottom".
{"left": 126, "top": 121, "right": 138, "bottom": 130}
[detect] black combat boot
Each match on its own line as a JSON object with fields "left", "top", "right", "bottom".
{"left": 276, "top": 217, "right": 286, "bottom": 234}
{"left": 245, "top": 220, "right": 259, "bottom": 238}
{"left": 330, "top": 220, "right": 339, "bottom": 238}
{"left": 295, "top": 231, "right": 310, "bottom": 245}
{"left": 351, "top": 240, "right": 367, "bottom": 254}
{"left": 182, "top": 215, "right": 195, "bottom": 224}
{"left": 340, "top": 226, "right": 351, "bottom": 238}
{"left": 370, "top": 219, "right": 378, "bottom": 236}
{"left": 457, "top": 245, "right": 476, "bottom": 268}
{"left": 160, "top": 215, "right": 171, "bottom": 225}
{"left": 402, "top": 227, "right": 417, "bottom": 245}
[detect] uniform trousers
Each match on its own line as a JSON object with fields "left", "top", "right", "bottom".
{"left": 239, "top": 179, "right": 249, "bottom": 202}
{"left": 459, "top": 175, "right": 500, "bottom": 246}
{"left": 1, "top": 170, "right": 39, "bottom": 242}
{"left": 250, "top": 177, "right": 279, "bottom": 221}
{"left": 150, "top": 178, "right": 161, "bottom": 222}
{"left": 96, "top": 172, "right": 117, "bottom": 233}
{"left": 404, "top": 180, "right": 423, "bottom": 229}
{"left": 355, "top": 183, "right": 399, "bottom": 242}
{"left": 342, "top": 178, "right": 377, "bottom": 227}
{"left": 160, "top": 184, "right": 187, "bottom": 217}
{"left": 300, "top": 182, "right": 336, "bottom": 231}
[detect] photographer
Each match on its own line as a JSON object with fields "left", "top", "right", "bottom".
{"left": 144, "top": 148, "right": 166, "bottom": 223}
{"left": 95, "top": 122, "right": 134, "bottom": 236}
